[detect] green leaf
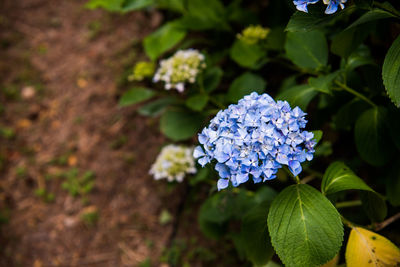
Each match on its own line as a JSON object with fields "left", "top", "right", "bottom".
{"left": 276, "top": 85, "right": 318, "bottom": 110}
{"left": 185, "top": 94, "right": 209, "bottom": 111}
{"left": 233, "top": 202, "right": 274, "bottom": 266}
{"left": 286, "top": 11, "right": 347, "bottom": 32}
{"left": 333, "top": 100, "right": 369, "bottom": 131}
{"left": 308, "top": 72, "right": 340, "bottom": 94}
{"left": 344, "top": 46, "right": 375, "bottom": 72}
{"left": 230, "top": 40, "right": 267, "bottom": 69}
{"left": 227, "top": 72, "right": 266, "bottom": 103}
{"left": 354, "top": 107, "right": 394, "bottom": 166}
{"left": 386, "top": 159, "right": 400, "bottom": 207}
{"left": 176, "top": 0, "right": 229, "bottom": 31}
{"left": 121, "top": 0, "right": 154, "bottom": 11}
{"left": 321, "top": 161, "right": 387, "bottom": 222}
{"left": 360, "top": 191, "right": 387, "bottom": 222}
{"left": 137, "top": 97, "right": 178, "bottom": 117}
{"left": 203, "top": 67, "right": 223, "bottom": 92}
{"left": 321, "top": 161, "right": 374, "bottom": 195}
{"left": 268, "top": 184, "right": 343, "bottom": 267}
{"left": 345, "top": 8, "right": 397, "bottom": 30}
{"left": 285, "top": 31, "right": 328, "bottom": 70}
{"left": 331, "top": 26, "right": 371, "bottom": 59}
{"left": 160, "top": 109, "right": 204, "bottom": 141}
{"left": 382, "top": 35, "right": 400, "bottom": 107}
{"left": 85, "top": 0, "right": 124, "bottom": 11}
{"left": 118, "top": 87, "right": 156, "bottom": 107}
{"left": 143, "top": 22, "right": 186, "bottom": 60}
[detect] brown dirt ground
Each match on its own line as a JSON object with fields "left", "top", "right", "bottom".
{"left": 0, "top": 1, "right": 188, "bottom": 266}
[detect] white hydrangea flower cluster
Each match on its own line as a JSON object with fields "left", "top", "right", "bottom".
{"left": 150, "top": 144, "right": 197, "bottom": 182}
{"left": 153, "top": 49, "right": 206, "bottom": 93}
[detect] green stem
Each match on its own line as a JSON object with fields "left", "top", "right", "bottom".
{"left": 336, "top": 200, "right": 362, "bottom": 209}
{"left": 340, "top": 215, "right": 356, "bottom": 228}
{"left": 335, "top": 81, "right": 377, "bottom": 108}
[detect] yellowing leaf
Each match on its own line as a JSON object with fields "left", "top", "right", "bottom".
{"left": 346, "top": 227, "right": 400, "bottom": 267}
{"left": 320, "top": 254, "right": 339, "bottom": 267}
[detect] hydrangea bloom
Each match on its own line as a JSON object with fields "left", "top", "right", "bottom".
{"left": 128, "top": 61, "right": 155, "bottom": 81}
{"left": 150, "top": 144, "right": 197, "bottom": 182}
{"left": 153, "top": 49, "right": 206, "bottom": 93}
{"left": 237, "top": 25, "right": 270, "bottom": 45}
{"left": 193, "top": 92, "right": 316, "bottom": 191}
{"left": 293, "top": 0, "right": 346, "bottom": 14}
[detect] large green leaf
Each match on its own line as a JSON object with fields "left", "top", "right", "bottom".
{"left": 321, "top": 161, "right": 374, "bottom": 195}
{"left": 285, "top": 31, "right": 328, "bottom": 70}
{"left": 333, "top": 100, "right": 369, "bottom": 131}
{"left": 203, "top": 67, "right": 223, "bottom": 93}
{"left": 321, "top": 161, "right": 387, "bottom": 222}
{"left": 137, "top": 97, "right": 178, "bottom": 117}
{"left": 268, "top": 184, "right": 343, "bottom": 267}
{"left": 160, "top": 109, "right": 203, "bottom": 141}
{"left": 143, "top": 22, "right": 186, "bottom": 60}
{"left": 227, "top": 72, "right": 266, "bottom": 103}
{"left": 118, "top": 87, "right": 156, "bottom": 107}
{"left": 230, "top": 40, "right": 267, "bottom": 69}
{"left": 286, "top": 11, "right": 347, "bottom": 32}
{"left": 185, "top": 94, "right": 209, "bottom": 111}
{"left": 354, "top": 107, "right": 394, "bottom": 166}
{"left": 276, "top": 85, "right": 318, "bottom": 110}
{"left": 331, "top": 26, "right": 371, "bottom": 59}
{"left": 382, "top": 35, "right": 400, "bottom": 107}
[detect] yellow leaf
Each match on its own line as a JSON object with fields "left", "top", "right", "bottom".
{"left": 346, "top": 227, "right": 400, "bottom": 267}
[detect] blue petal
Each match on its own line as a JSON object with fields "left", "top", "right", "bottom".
{"left": 289, "top": 160, "right": 302, "bottom": 176}
{"left": 217, "top": 179, "right": 229, "bottom": 191}
{"left": 193, "top": 146, "right": 205, "bottom": 159}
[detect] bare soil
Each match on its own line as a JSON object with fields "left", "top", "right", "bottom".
{"left": 0, "top": 1, "right": 186, "bottom": 266}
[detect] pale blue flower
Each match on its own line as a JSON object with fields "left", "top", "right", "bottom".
{"left": 193, "top": 92, "right": 316, "bottom": 190}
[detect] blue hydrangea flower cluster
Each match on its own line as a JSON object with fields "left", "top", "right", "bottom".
{"left": 193, "top": 92, "right": 316, "bottom": 191}
{"left": 294, "top": 0, "right": 347, "bottom": 14}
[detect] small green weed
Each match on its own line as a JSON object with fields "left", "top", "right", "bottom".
{"left": 61, "top": 168, "right": 95, "bottom": 198}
